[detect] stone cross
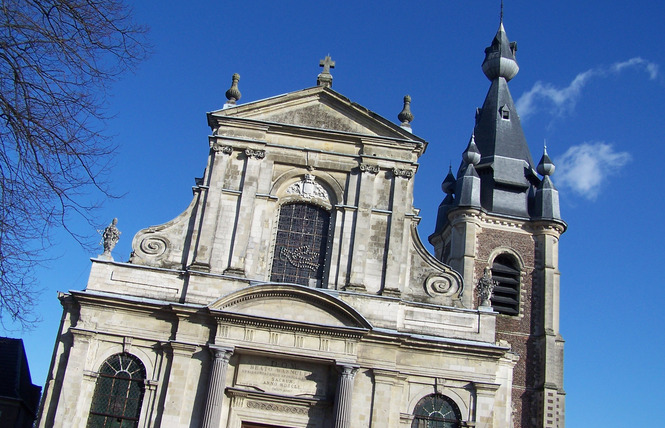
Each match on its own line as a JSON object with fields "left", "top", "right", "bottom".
{"left": 319, "top": 55, "right": 335, "bottom": 74}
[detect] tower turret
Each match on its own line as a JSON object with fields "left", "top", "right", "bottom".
{"left": 429, "top": 15, "right": 567, "bottom": 428}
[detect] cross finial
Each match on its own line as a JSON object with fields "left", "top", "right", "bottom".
{"left": 317, "top": 54, "right": 335, "bottom": 88}
{"left": 319, "top": 55, "right": 335, "bottom": 74}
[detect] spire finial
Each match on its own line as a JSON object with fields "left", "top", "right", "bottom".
{"left": 537, "top": 142, "right": 555, "bottom": 176}
{"left": 441, "top": 164, "right": 456, "bottom": 194}
{"left": 225, "top": 73, "right": 241, "bottom": 105}
{"left": 481, "top": 7, "right": 519, "bottom": 81}
{"left": 317, "top": 55, "right": 335, "bottom": 88}
{"left": 463, "top": 134, "right": 481, "bottom": 166}
{"left": 398, "top": 95, "right": 414, "bottom": 131}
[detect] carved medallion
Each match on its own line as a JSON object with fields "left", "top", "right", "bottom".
{"left": 286, "top": 174, "right": 329, "bottom": 200}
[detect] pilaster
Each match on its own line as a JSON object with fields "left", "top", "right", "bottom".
{"left": 447, "top": 210, "right": 482, "bottom": 308}
{"left": 159, "top": 341, "right": 200, "bottom": 427}
{"left": 190, "top": 143, "right": 233, "bottom": 270}
{"left": 52, "top": 328, "right": 94, "bottom": 427}
{"left": 472, "top": 382, "right": 500, "bottom": 428}
{"left": 226, "top": 149, "right": 266, "bottom": 274}
{"left": 347, "top": 167, "right": 377, "bottom": 290}
{"left": 370, "top": 369, "right": 402, "bottom": 427}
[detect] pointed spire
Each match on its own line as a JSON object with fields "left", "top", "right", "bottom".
{"left": 398, "top": 95, "right": 414, "bottom": 132}
{"left": 317, "top": 55, "right": 335, "bottom": 88}
{"left": 455, "top": 133, "right": 482, "bottom": 208}
{"left": 225, "top": 73, "right": 241, "bottom": 105}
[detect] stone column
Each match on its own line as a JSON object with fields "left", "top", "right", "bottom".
{"left": 201, "top": 346, "right": 234, "bottom": 428}
{"left": 334, "top": 365, "right": 358, "bottom": 428}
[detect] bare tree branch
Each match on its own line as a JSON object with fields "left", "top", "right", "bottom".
{"left": 0, "top": 0, "right": 148, "bottom": 328}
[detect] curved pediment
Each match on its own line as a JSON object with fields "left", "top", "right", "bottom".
{"left": 209, "top": 283, "right": 372, "bottom": 330}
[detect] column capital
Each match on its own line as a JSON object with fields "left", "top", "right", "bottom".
{"left": 337, "top": 364, "right": 359, "bottom": 378}
{"left": 208, "top": 345, "right": 234, "bottom": 361}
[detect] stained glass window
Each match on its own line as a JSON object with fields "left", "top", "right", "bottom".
{"left": 270, "top": 203, "right": 330, "bottom": 286}
{"left": 411, "top": 394, "right": 462, "bottom": 428}
{"left": 87, "top": 353, "right": 146, "bottom": 428}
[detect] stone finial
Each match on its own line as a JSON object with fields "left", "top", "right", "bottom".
{"left": 441, "top": 165, "right": 456, "bottom": 195}
{"left": 537, "top": 143, "right": 556, "bottom": 176}
{"left": 477, "top": 267, "right": 497, "bottom": 307}
{"left": 462, "top": 134, "right": 481, "bottom": 165}
{"left": 225, "top": 73, "right": 241, "bottom": 104}
{"left": 317, "top": 55, "right": 335, "bottom": 88}
{"left": 398, "top": 95, "right": 414, "bottom": 130}
{"left": 100, "top": 218, "right": 121, "bottom": 259}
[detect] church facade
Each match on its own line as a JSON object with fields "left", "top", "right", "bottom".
{"left": 37, "top": 20, "right": 565, "bottom": 428}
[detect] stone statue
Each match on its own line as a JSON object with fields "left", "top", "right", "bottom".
{"left": 477, "top": 267, "right": 497, "bottom": 307}
{"left": 101, "top": 218, "right": 121, "bottom": 257}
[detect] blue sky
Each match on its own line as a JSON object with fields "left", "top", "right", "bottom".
{"left": 9, "top": 1, "right": 665, "bottom": 425}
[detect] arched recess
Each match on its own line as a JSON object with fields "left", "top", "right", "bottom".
{"left": 87, "top": 353, "right": 146, "bottom": 427}
{"left": 407, "top": 385, "right": 469, "bottom": 422}
{"left": 208, "top": 283, "right": 372, "bottom": 330}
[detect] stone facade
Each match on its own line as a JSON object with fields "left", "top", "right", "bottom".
{"left": 38, "top": 24, "right": 565, "bottom": 426}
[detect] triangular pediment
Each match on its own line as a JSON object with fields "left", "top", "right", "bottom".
{"left": 209, "top": 284, "right": 372, "bottom": 330}
{"left": 209, "top": 86, "right": 424, "bottom": 142}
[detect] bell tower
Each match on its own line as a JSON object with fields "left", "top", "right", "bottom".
{"left": 429, "top": 18, "right": 567, "bottom": 428}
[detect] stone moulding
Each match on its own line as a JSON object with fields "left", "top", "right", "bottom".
{"left": 209, "top": 284, "right": 373, "bottom": 330}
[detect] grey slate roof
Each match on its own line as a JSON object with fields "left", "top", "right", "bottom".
{"left": 473, "top": 77, "right": 535, "bottom": 171}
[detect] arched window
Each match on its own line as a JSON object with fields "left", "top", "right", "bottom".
{"left": 88, "top": 353, "right": 146, "bottom": 427}
{"left": 270, "top": 203, "right": 330, "bottom": 287}
{"left": 491, "top": 253, "right": 521, "bottom": 315}
{"left": 412, "top": 394, "right": 462, "bottom": 428}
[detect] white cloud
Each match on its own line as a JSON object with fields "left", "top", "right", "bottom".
{"left": 516, "top": 57, "right": 659, "bottom": 118}
{"left": 555, "top": 142, "right": 631, "bottom": 200}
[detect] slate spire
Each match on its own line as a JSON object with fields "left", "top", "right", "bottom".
{"left": 471, "top": 18, "right": 538, "bottom": 218}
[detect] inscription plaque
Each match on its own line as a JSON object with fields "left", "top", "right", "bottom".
{"left": 236, "top": 355, "right": 329, "bottom": 397}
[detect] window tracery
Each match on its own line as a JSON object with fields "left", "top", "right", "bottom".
{"left": 411, "top": 393, "right": 462, "bottom": 428}
{"left": 270, "top": 203, "right": 330, "bottom": 287}
{"left": 87, "top": 353, "right": 146, "bottom": 427}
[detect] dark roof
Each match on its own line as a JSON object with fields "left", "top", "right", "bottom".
{"left": 473, "top": 77, "right": 535, "bottom": 170}
{"left": 0, "top": 337, "right": 42, "bottom": 415}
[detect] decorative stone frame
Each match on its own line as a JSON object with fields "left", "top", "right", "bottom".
{"left": 405, "top": 385, "right": 470, "bottom": 426}
{"left": 82, "top": 342, "right": 159, "bottom": 428}
{"left": 267, "top": 172, "right": 341, "bottom": 289}
{"left": 486, "top": 247, "right": 525, "bottom": 317}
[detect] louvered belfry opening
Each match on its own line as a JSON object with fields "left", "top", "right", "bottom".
{"left": 490, "top": 254, "right": 520, "bottom": 315}
{"left": 270, "top": 203, "right": 330, "bottom": 287}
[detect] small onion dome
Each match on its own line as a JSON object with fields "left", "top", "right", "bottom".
{"left": 398, "top": 95, "right": 414, "bottom": 126}
{"left": 482, "top": 22, "right": 519, "bottom": 81}
{"left": 462, "top": 134, "right": 481, "bottom": 165}
{"left": 441, "top": 165, "right": 456, "bottom": 194}
{"left": 537, "top": 145, "right": 556, "bottom": 176}
{"left": 225, "top": 73, "right": 241, "bottom": 104}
